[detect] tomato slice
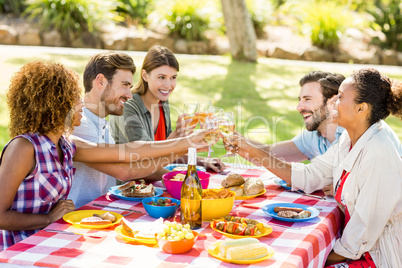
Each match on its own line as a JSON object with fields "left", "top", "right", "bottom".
{"left": 237, "top": 228, "right": 246, "bottom": 235}
{"left": 250, "top": 227, "right": 255, "bottom": 236}
{"left": 223, "top": 222, "right": 228, "bottom": 233}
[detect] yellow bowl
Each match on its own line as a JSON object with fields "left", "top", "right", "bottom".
{"left": 202, "top": 189, "right": 235, "bottom": 222}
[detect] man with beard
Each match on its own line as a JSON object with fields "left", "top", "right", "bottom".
{"left": 236, "top": 71, "right": 346, "bottom": 163}
{"left": 68, "top": 52, "right": 136, "bottom": 207}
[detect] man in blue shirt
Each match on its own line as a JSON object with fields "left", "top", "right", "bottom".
{"left": 243, "top": 71, "right": 346, "bottom": 163}
{"left": 231, "top": 71, "right": 401, "bottom": 195}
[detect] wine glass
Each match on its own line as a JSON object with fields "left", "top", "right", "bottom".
{"left": 197, "top": 100, "right": 213, "bottom": 128}
{"left": 183, "top": 103, "right": 199, "bottom": 127}
{"left": 218, "top": 112, "right": 236, "bottom": 157}
{"left": 202, "top": 114, "right": 219, "bottom": 158}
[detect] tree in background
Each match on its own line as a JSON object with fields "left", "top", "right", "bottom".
{"left": 220, "top": 0, "right": 257, "bottom": 62}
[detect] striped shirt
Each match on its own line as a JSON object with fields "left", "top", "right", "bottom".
{"left": 0, "top": 133, "right": 76, "bottom": 251}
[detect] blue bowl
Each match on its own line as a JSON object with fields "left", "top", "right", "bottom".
{"left": 142, "top": 197, "right": 180, "bottom": 219}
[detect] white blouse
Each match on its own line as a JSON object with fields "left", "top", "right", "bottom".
{"left": 291, "top": 122, "right": 402, "bottom": 268}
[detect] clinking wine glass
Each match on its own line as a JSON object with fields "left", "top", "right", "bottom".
{"left": 183, "top": 103, "right": 199, "bottom": 127}
{"left": 218, "top": 112, "right": 236, "bottom": 157}
{"left": 197, "top": 100, "right": 213, "bottom": 128}
{"left": 203, "top": 115, "right": 219, "bottom": 158}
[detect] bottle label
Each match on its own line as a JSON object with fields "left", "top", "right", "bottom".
{"left": 188, "top": 147, "right": 197, "bottom": 165}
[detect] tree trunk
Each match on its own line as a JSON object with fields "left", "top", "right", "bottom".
{"left": 220, "top": 0, "right": 257, "bottom": 62}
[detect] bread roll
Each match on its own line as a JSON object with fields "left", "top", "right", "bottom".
{"left": 221, "top": 174, "right": 245, "bottom": 188}
{"left": 230, "top": 186, "right": 243, "bottom": 196}
{"left": 243, "top": 177, "right": 264, "bottom": 196}
{"left": 99, "top": 212, "right": 116, "bottom": 222}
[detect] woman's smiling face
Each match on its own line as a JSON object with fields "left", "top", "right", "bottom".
{"left": 142, "top": 65, "right": 177, "bottom": 102}
{"left": 332, "top": 77, "right": 358, "bottom": 128}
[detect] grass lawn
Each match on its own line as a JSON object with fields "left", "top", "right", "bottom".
{"left": 0, "top": 45, "right": 401, "bottom": 162}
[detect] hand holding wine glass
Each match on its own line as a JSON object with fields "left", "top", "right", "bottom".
{"left": 218, "top": 112, "right": 236, "bottom": 157}
{"left": 202, "top": 114, "right": 219, "bottom": 158}
{"left": 183, "top": 103, "right": 199, "bottom": 128}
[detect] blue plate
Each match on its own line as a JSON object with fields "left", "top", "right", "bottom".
{"left": 164, "top": 164, "right": 206, "bottom": 172}
{"left": 262, "top": 202, "right": 319, "bottom": 222}
{"left": 109, "top": 186, "right": 163, "bottom": 201}
{"left": 274, "top": 178, "right": 305, "bottom": 193}
{"left": 274, "top": 178, "right": 292, "bottom": 190}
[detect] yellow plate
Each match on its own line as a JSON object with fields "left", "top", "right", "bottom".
{"left": 235, "top": 188, "right": 266, "bottom": 200}
{"left": 207, "top": 241, "right": 275, "bottom": 264}
{"left": 63, "top": 210, "right": 122, "bottom": 229}
{"left": 114, "top": 225, "right": 157, "bottom": 244}
{"left": 210, "top": 220, "right": 273, "bottom": 239}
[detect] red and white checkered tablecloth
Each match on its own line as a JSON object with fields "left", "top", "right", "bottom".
{"left": 0, "top": 164, "right": 342, "bottom": 268}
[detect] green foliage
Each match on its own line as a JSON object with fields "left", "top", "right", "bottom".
{"left": 270, "top": 0, "right": 286, "bottom": 10}
{"left": 114, "top": 0, "right": 154, "bottom": 26}
{"left": 24, "top": 0, "right": 106, "bottom": 45}
{"left": 0, "top": 0, "right": 26, "bottom": 14}
{"left": 368, "top": 0, "right": 402, "bottom": 51}
{"left": 163, "top": 0, "right": 210, "bottom": 41}
{"left": 297, "top": 1, "right": 349, "bottom": 51}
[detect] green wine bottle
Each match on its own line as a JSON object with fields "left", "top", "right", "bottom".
{"left": 180, "top": 147, "right": 202, "bottom": 229}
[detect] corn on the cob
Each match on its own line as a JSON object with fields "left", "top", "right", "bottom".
{"left": 226, "top": 243, "right": 269, "bottom": 260}
{"left": 219, "top": 238, "right": 259, "bottom": 257}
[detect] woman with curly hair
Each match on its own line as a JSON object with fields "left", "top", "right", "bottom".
{"left": 226, "top": 68, "right": 402, "bottom": 267}
{"left": 0, "top": 61, "right": 212, "bottom": 251}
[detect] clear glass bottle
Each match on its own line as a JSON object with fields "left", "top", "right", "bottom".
{"left": 180, "top": 147, "right": 202, "bottom": 229}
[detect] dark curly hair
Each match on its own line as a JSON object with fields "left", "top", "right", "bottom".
{"left": 7, "top": 61, "right": 82, "bottom": 137}
{"left": 299, "top": 71, "right": 345, "bottom": 104}
{"left": 351, "top": 68, "right": 402, "bottom": 125}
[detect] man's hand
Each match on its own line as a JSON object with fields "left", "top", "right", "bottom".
{"left": 199, "top": 157, "right": 226, "bottom": 173}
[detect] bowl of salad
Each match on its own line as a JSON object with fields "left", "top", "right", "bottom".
{"left": 142, "top": 197, "right": 181, "bottom": 219}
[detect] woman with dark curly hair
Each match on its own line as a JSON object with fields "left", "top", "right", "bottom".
{"left": 226, "top": 68, "right": 402, "bottom": 267}
{"left": 0, "top": 61, "right": 212, "bottom": 251}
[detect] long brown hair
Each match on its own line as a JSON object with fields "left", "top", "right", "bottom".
{"left": 133, "top": 45, "right": 179, "bottom": 95}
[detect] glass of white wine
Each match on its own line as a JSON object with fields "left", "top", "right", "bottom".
{"left": 197, "top": 100, "right": 213, "bottom": 128}
{"left": 203, "top": 114, "right": 219, "bottom": 158}
{"left": 218, "top": 112, "right": 236, "bottom": 157}
{"left": 183, "top": 103, "right": 199, "bottom": 127}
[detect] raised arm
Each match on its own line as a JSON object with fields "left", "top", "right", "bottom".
{"left": 72, "top": 129, "right": 212, "bottom": 163}
{"left": 225, "top": 134, "right": 292, "bottom": 183}
{"left": 233, "top": 132, "right": 308, "bottom": 162}
{"left": 82, "top": 152, "right": 180, "bottom": 182}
